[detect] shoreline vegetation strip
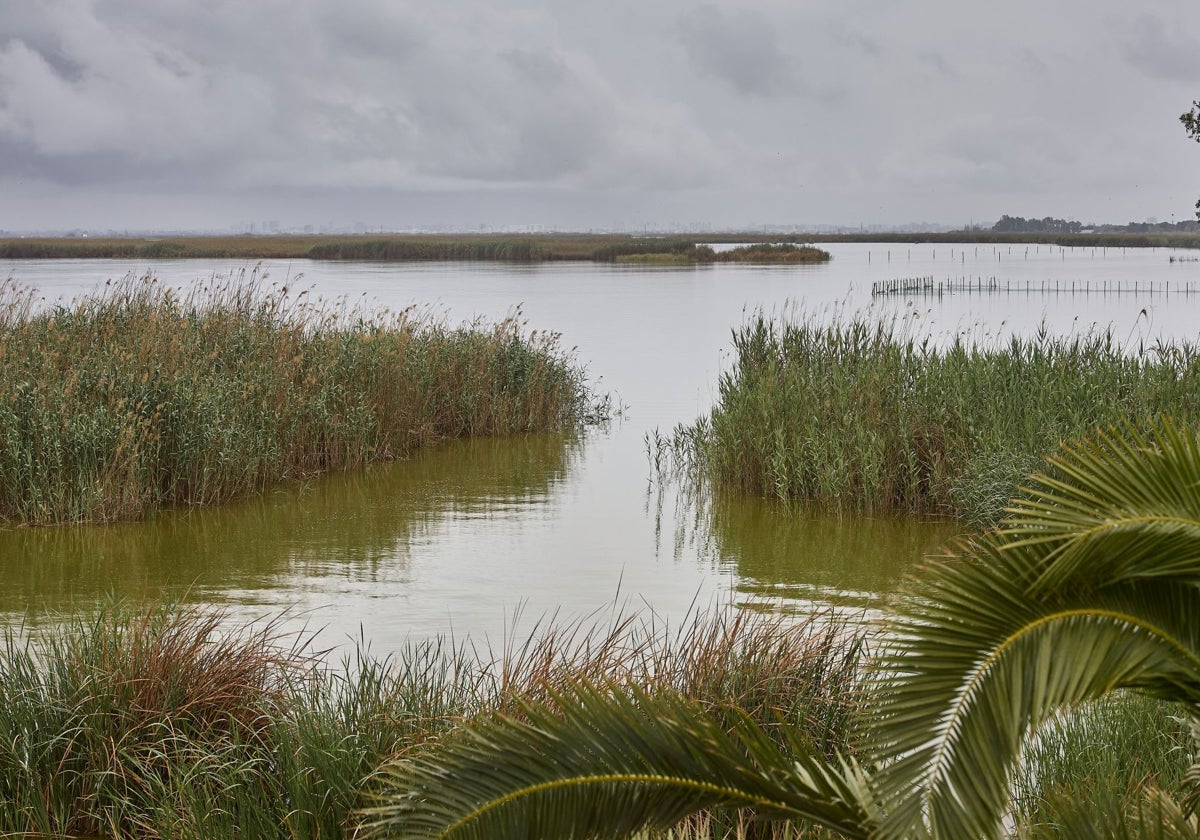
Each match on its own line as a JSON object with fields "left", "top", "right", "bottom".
{"left": 0, "top": 273, "right": 605, "bottom": 526}
{"left": 0, "top": 599, "right": 865, "bottom": 839}
{"left": 3, "top": 231, "right": 1199, "bottom": 263}
{"left": 0, "top": 590, "right": 1188, "bottom": 837}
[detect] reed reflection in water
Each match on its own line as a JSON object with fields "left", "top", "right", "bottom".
{"left": 0, "top": 432, "right": 581, "bottom": 637}
{"left": 652, "top": 481, "right": 961, "bottom": 614}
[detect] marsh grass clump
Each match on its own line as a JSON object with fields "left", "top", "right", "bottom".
{"left": 0, "top": 601, "right": 483, "bottom": 838}
{"left": 476, "top": 604, "right": 867, "bottom": 761}
{"left": 662, "top": 312, "right": 1200, "bottom": 524}
{"left": 0, "top": 600, "right": 868, "bottom": 839}
{"left": 603, "top": 241, "right": 832, "bottom": 266}
{"left": 713, "top": 244, "right": 831, "bottom": 265}
{"left": 0, "top": 602, "right": 303, "bottom": 837}
{"left": 363, "top": 605, "right": 870, "bottom": 840}
{"left": 0, "top": 272, "right": 599, "bottom": 525}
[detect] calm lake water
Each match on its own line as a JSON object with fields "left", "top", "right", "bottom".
{"left": 3, "top": 242, "right": 1198, "bottom": 649}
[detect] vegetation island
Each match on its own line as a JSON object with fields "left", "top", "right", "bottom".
{"left": 2, "top": 224, "right": 1199, "bottom": 266}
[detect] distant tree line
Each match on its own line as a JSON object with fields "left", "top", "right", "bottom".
{"left": 991, "top": 215, "right": 1083, "bottom": 234}
{"left": 992, "top": 214, "right": 1199, "bottom": 235}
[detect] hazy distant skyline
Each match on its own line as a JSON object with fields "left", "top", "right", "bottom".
{"left": 1, "top": 0, "right": 1198, "bottom": 232}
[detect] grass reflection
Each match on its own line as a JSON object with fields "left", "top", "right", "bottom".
{"left": 653, "top": 480, "right": 960, "bottom": 612}
{"left": 0, "top": 432, "right": 581, "bottom": 617}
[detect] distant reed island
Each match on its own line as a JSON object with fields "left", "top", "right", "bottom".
{"left": 3, "top": 230, "right": 1197, "bottom": 263}
{"left": 0, "top": 234, "right": 831, "bottom": 265}
{"left": 614, "top": 242, "right": 832, "bottom": 265}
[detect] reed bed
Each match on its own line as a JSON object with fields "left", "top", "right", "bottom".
{"left": 712, "top": 244, "right": 831, "bottom": 265}
{"left": 1010, "top": 692, "right": 1193, "bottom": 838}
{"left": 659, "top": 312, "right": 1200, "bottom": 524}
{"left": 0, "top": 234, "right": 706, "bottom": 263}
{"left": 306, "top": 237, "right": 551, "bottom": 262}
{"left": 593, "top": 238, "right": 713, "bottom": 262}
{"left": 0, "top": 599, "right": 869, "bottom": 839}
{"left": 0, "top": 272, "right": 600, "bottom": 525}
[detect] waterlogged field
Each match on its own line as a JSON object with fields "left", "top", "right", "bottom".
{"left": 1, "top": 242, "right": 1198, "bottom": 648}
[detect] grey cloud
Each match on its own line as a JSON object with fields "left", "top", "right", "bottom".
{"left": 504, "top": 49, "right": 570, "bottom": 86}
{"left": 1012, "top": 46, "right": 1049, "bottom": 77}
{"left": 829, "top": 25, "right": 883, "bottom": 59}
{"left": 676, "top": 4, "right": 799, "bottom": 97}
{"left": 902, "top": 116, "right": 1079, "bottom": 194}
{"left": 1121, "top": 14, "right": 1200, "bottom": 81}
{"left": 312, "top": 4, "right": 427, "bottom": 62}
{"left": 918, "top": 52, "right": 956, "bottom": 79}
{"left": 5, "top": 38, "right": 87, "bottom": 84}
{"left": 0, "top": 138, "right": 150, "bottom": 187}
{"left": 0, "top": 5, "right": 275, "bottom": 164}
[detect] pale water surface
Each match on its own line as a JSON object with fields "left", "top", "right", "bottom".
{"left": 2, "top": 242, "right": 1197, "bottom": 649}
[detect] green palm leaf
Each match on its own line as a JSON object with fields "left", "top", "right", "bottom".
{"left": 1004, "top": 421, "right": 1200, "bottom": 593}
{"left": 359, "top": 681, "right": 879, "bottom": 839}
{"left": 871, "top": 420, "right": 1200, "bottom": 839}
{"left": 1020, "top": 786, "right": 1200, "bottom": 840}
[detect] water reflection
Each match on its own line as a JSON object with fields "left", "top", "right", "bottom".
{"left": 654, "top": 483, "right": 961, "bottom": 613}
{"left": 0, "top": 432, "right": 580, "bottom": 619}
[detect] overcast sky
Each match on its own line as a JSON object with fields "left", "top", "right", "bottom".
{"left": 1, "top": 0, "right": 1198, "bottom": 232}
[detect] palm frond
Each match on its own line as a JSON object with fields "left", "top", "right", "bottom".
{"left": 1124, "top": 787, "right": 1200, "bottom": 840}
{"left": 870, "top": 421, "right": 1200, "bottom": 839}
{"left": 361, "top": 421, "right": 1200, "bottom": 840}
{"left": 1003, "top": 421, "right": 1200, "bottom": 593}
{"left": 359, "top": 681, "right": 879, "bottom": 839}
{"left": 1180, "top": 717, "right": 1200, "bottom": 817}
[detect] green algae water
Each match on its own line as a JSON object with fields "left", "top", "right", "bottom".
{"left": 1, "top": 244, "right": 1196, "bottom": 647}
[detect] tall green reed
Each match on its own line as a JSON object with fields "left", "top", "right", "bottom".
{"left": 1011, "top": 692, "right": 1194, "bottom": 838}
{"left": 661, "top": 312, "right": 1200, "bottom": 525}
{"left": 0, "top": 272, "right": 600, "bottom": 525}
